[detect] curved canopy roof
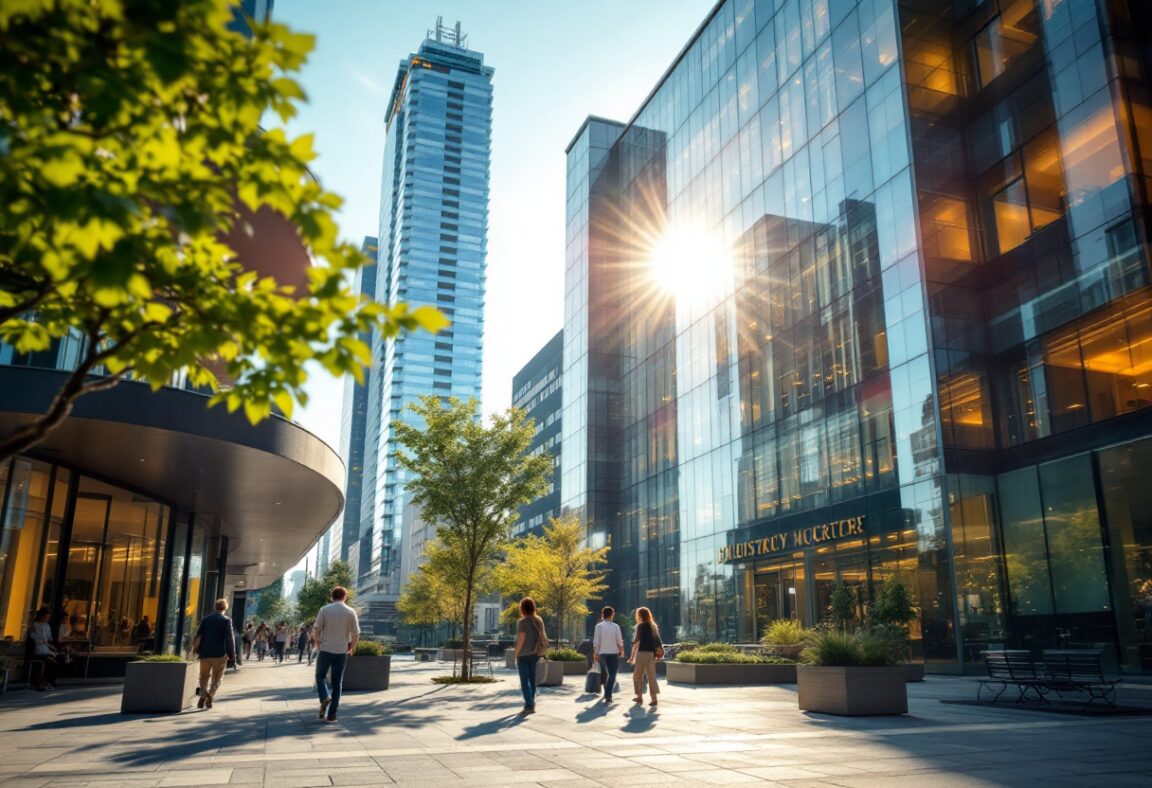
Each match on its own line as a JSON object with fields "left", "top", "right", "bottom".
{"left": 0, "top": 366, "right": 344, "bottom": 590}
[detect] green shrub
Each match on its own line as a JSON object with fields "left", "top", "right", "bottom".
{"left": 136, "top": 654, "right": 186, "bottom": 663}
{"left": 675, "top": 643, "right": 794, "bottom": 664}
{"left": 801, "top": 629, "right": 897, "bottom": 667}
{"left": 440, "top": 639, "right": 465, "bottom": 649}
{"left": 353, "top": 640, "right": 392, "bottom": 656}
{"left": 760, "top": 619, "right": 808, "bottom": 646}
{"left": 546, "top": 648, "right": 585, "bottom": 662}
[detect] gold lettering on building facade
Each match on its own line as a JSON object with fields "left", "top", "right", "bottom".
{"left": 717, "top": 516, "right": 867, "bottom": 563}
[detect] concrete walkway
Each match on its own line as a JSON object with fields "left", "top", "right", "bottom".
{"left": 0, "top": 655, "right": 1150, "bottom": 787}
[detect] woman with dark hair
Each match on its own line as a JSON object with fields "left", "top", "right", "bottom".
{"left": 629, "top": 606, "right": 663, "bottom": 707}
{"left": 512, "top": 597, "right": 549, "bottom": 715}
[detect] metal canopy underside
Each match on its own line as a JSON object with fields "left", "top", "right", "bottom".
{"left": 0, "top": 367, "right": 344, "bottom": 590}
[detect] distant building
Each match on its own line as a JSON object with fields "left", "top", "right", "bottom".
{"left": 355, "top": 19, "right": 493, "bottom": 634}
{"left": 512, "top": 330, "right": 563, "bottom": 538}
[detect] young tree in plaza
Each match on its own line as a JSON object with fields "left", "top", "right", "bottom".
{"left": 0, "top": 0, "right": 445, "bottom": 465}
{"left": 295, "top": 560, "right": 354, "bottom": 622}
{"left": 398, "top": 538, "right": 485, "bottom": 644}
{"left": 497, "top": 514, "right": 609, "bottom": 644}
{"left": 395, "top": 397, "right": 550, "bottom": 680}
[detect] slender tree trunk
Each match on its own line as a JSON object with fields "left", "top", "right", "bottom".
{"left": 462, "top": 572, "right": 474, "bottom": 681}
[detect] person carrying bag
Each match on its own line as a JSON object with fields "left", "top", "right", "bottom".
{"left": 513, "top": 597, "right": 549, "bottom": 715}
{"left": 629, "top": 606, "right": 663, "bottom": 707}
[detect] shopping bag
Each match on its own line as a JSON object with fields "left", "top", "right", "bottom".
{"left": 584, "top": 666, "right": 601, "bottom": 694}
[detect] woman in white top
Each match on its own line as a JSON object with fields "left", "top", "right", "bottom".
{"left": 592, "top": 606, "right": 625, "bottom": 703}
{"left": 29, "top": 608, "right": 59, "bottom": 691}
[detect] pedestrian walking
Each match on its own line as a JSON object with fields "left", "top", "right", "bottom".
{"left": 242, "top": 623, "right": 253, "bottom": 660}
{"left": 254, "top": 623, "right": 269, "bottom": 660}
{"left": 296, "top": 625, "right": 309, "bottom": 662}
{"left": 274, "top": 622, "right": 289, "bottom": 662}
{"left": 629, "top": 606, "right": 663, "bottom": 707}
{"left": 593, "top": 605, "right": 625, "bottom": 703}
{"left": 307, "top": 627, "right": 316, "bottom": 666}
{"left": 232, "top": 626, "right": 243, "bottom": 670}
{"left": 313, "top": 586, "right": 360, "bottom": 724}
{"left": 512, "top": 597, "right": 548, "bottom": 715}
{"left": 192, "top": 599, "right": 236, "bottom": 709}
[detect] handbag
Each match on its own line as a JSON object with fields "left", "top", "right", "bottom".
{"left": 584, "top": 661, "right": 601, "bottom": 694}
{"left": 532, "top": 617, "right": 549, "bottom": 657}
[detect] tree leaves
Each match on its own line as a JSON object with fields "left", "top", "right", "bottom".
{"left": 0, "top": 0, "right": 445, "bottom": 454}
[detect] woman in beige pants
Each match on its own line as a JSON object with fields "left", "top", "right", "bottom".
{"left": 629, "top": 607, "right": 664, "bottom": 706}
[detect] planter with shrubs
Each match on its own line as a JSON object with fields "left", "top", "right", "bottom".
{"left": 342, "top": 640, "right": 392, "bottom": 691}
{"left": 760, "top": 619, "right": 810, "bottom": 662}
{"left": 546, "top": 648, "right": 589, "bottom": 675}
{"left": 121, "top": 655, "right": 198, "bottom": 714}
{"left": 667, "top": 643, "right": 797, "bottom": 685}
{"left": 869, "top": 577, "right": 924, "bottom": 682}
{"left": 796, "top": 630, "right": 907, "bottom": 716}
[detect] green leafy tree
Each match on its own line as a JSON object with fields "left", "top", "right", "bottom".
{"left": 395, "top": 396, "right": 550, "bottom": 680}
{"left": 497, "top": 514, "right": 609, "bottom": 644}
{"left": 828, "top": 582, "right": 856, "bottom": 632}
{"left": 254, "top": 578, "right": 294, "bottom": 624}
{"left": 398, "top": 538, "right": 484, "bottom": 642}
{"left": 294, "top": 559, "right": 354, "bottom": 622}
{"left": 0, "top": 0, "right": 445, "bottom": 465}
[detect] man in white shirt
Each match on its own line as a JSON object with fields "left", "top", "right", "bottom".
{"left": 312, "top": 586, "right": 360, "bottom": 723}
{"left": 592, "top": 605, "right": 625, "bottom": 703}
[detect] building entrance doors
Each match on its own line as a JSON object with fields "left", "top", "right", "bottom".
{"left": 753, "top": 557, "right": 807, "bottom": 635}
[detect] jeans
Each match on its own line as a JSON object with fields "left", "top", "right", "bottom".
{"left": 516, "top": 654, "right": 540, "bottom": 708}
{"left": 598, "top": 654, "right": 620, "bottom": 699}
{"left": 315, "top": 650, "right": 349, "bottom": 719}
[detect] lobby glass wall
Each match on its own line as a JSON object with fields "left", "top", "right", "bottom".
{"left": 0, "top": 456, "right": 216, "bottom": 668}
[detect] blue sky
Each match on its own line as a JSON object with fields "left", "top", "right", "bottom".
{"left": 278, "top": 0, "right": 717, "bottom": 449}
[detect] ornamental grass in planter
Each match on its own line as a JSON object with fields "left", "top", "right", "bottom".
{"left": 668, "top": 643, "right": 797, "bottom": 685}
{"left": 760, "top": 619, "right": 810, "bottom": 661}
{"left": 121, "top": 654, "right": 197, "bottom": 714}
{"left": 343, "top": 640, "right": 392, "bottom": 691}
{"left": 796, "top": 630, "right": 907, "bottom": 716}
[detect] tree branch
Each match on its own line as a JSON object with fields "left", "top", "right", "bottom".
{"left": 0, "top": 278, "right": 54, "bottom": 325}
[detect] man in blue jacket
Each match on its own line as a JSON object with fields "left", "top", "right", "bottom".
{"left": 192, "top": 599, "right": 236, "bottom": 709}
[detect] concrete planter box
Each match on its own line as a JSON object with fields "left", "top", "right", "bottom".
{"left": 505, "top": 649, "right": 516, "bottom": 669}
{"left": 557, "top": 660, "right": 587, "bottom": 676}
{"left": 796, "top": 665, "right": 907, "bottom": 716}
{"left": 342, "top": 655, "right": 390, "bottom": 691}
{"left": 667, "top": 661, "right": 797, "bottom": 685}
{"left": 764, "top": 644, "right": 805, "bottom": 661}
{"left": 904, "top": 663, "right": 925, "bottom": 682}
{"left": 536, "top": 659, "right": 564, "bottom": 686}
{"left": 120, "top": 660, "right": 198, "bottom": 713}
{"left": 439, "top": 648, "right": 465, "bottom": 661}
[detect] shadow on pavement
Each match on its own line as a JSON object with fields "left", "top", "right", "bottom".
{"left": 575, "top": 701, "right": 611, "bottom": 723}
{"left": 456, "top": 713, "right": 528, "bottom": 740}
{"left": 620, "top": 706, "right": 658, "bottom": 733}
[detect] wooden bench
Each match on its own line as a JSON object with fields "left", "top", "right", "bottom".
{"left": 978, "top": 650, "right": 1052, "bottom": 703}
{"left": 1041, "top": 649, "right": 1117, "bottom": 708}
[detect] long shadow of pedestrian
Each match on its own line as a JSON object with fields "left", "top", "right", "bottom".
{"left": 456, "top": 713, "right": 527, "bottom": 740}
{"left": 575, "top": 702, "right": 610, "bottom": 724}
{"left": 21, "top": 711, "right": 171, "bottom": 729}
{"left": 620, "top": 706, "right": 658, "bottom": 734}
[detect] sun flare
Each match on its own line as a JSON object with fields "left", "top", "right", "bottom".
{"left": 647, "top": 224, "right": 733, "bottom": 308}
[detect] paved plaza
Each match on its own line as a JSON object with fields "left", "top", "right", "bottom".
{"left": 0, "top": 656, "right": 1150, "bottom": 787}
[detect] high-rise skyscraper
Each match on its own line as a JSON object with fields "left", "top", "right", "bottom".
{"left": 356, "top": 19, "right": 493, "bottom": 633}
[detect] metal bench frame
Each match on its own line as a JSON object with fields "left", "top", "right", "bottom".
{"left": 978, "top": 650, "right": 1052, "bottom": 703}
{"left": 1040, "top": 649, "right": 1117, "bottom": 708}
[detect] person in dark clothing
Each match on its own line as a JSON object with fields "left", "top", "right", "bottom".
{"left": 296, "top": 625, "right": 309, "bottom": 662}
{"left": 628, "top": 606, "right": 663, "bottom": 707}
{"left": 192, "top": 599, "right": 236, "bottom": 709}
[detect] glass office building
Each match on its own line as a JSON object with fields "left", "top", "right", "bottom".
{"left": 357, "top": 22, "right": 492, "bottom": 632}
{"left": 562, "top": 0, "right": 1152, "bottom": 673}
{"left": 513, "top": 330, "right": 564, "bottom": 538}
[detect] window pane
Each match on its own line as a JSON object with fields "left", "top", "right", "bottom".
{"left": 998, "top": 467, "right": 1053, "bottom": 615}
{"left": 1038, "top": 455, "right": 1110, "bottom": 615}
{"left": 992, "top": 179, "right": 1030, "bottom": 253}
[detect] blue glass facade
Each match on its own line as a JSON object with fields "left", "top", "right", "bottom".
{"left": 513, "top": 330, "right": 564, "bottom": 538}
{"left": 563, "top": 0, "right": 1152, "bottom": 672}
{"left": 358, "top": 31, "right": 492, "bottom": 631}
